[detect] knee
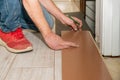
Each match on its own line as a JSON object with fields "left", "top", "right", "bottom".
{"left": 48, "top": 16, "right": 55, "bottom": 29}
{"left": 22, "top": 0, "right": 38, "bottom": 4}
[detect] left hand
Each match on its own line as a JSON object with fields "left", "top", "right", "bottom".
{"left": 43, "top": 32, "right": 79, "bottom": 50}
{"left": 61, "top": 16, "right": 83, "bottom": 31}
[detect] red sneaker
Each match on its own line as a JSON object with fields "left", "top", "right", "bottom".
{"left": 0, "top": 28, "right": 33, "bottom": 53}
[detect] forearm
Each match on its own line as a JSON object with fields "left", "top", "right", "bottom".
{"left": 39, "top": 0, "right": 66, "bottom": 23}
{"left": 22, "top": 0, "right": 52, "bottom": 37}
{"left": 22, "top": 0, "right": 80, "bottom": 50}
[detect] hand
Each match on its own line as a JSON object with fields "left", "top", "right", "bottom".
{"left": 43, "top": 32, "right": 79, "bottom": 50}
{"left": 61, "top": 16, "right": 83, "bottom": 31}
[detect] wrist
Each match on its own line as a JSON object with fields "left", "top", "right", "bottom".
{"left": 56, "top": 13, "right": 66, "bottom": 23}
{"left": 41, "top": 29, "right": 52, "bottom": 38}
{"left": 59, "top": 14, "right": 70, "bottom": 24}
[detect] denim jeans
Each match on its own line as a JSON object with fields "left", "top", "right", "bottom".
{"left": 0, "top": 0, "right": 54, "bottom": 32}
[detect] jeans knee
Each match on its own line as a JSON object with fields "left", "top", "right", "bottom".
{"left": 48, "top": 16, "right": 55, "bottom": 29}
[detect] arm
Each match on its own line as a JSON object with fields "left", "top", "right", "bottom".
{"left": 23, "top": 0, "right": 51, "bottom": 36}
{"left": 39, "top": 0, "right": 83, "bottom": 30}
{"left": 22, "top": 0, "right": 79, "bottom": 50}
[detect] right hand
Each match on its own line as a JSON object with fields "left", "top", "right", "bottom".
{"left": 43, "top": 32, "right": 79, "bottom": 50}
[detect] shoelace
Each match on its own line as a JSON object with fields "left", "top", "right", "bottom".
{"left": 11, "top": 28, "right": 24, "bottom": 39}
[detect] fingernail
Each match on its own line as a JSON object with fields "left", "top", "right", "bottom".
{"left": 74, "top": 44, "right": 79, "bottom": 47}
{"left": 75, "top": 28, "right": 77, "bottom": 31}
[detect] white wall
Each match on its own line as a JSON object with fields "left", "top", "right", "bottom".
{"left": 111, "top": 0, "right": 120, "bottom": 56}
{"left": 96, "top": 0, "right": 120, "bottom": 56}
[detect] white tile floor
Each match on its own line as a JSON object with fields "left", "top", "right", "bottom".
{"left": 104, "top": 57, "right": 120, "bottom": 80}
{"left": 53, "top": 1, "right": 80, "bottom": 13}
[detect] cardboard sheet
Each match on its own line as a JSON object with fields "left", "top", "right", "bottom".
{"left": 62, "top": 31, "right": 112, "bottom": 80}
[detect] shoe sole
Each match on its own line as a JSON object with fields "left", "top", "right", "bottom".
{"left": 0, "top": 39, "right": 33, "bottom": 53}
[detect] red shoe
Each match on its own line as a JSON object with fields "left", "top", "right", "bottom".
{"left": 0, "top": 28, "right": 33, "bottom": 53}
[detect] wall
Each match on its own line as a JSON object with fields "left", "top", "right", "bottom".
{"left": 96, "top": 0, "right": 120, "bottom": 56}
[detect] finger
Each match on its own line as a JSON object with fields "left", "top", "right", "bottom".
{"left": 70, "top": 21, "right": 78, "bottom": 31}
{"left": 57, "top": 43, "right": 78, "bottom": 50}
{"left": 78, "top": 20, "right": 83, "bottom": 27}
{"left": 72, "top": 17, "right": 83, "bottom": 28}
{"left": 58, "top": 45, "right": 70, "bottom": 50}
{"left": 55, "top": 42, "right": 79, "bottom": 50}
{"left": 64, "top": 41, "right": 79, "bottom": 47}
{"left": 71, "top": 29, "right": 74, "bottom": 31}
{"left": 67, "top": 18, "right": 78, "bottom": 31}
{"left": 79, "top": 28, "right": 82, "bottom": 31}
{"left": 72, "top": 17, "right": 82, "bottom": 24}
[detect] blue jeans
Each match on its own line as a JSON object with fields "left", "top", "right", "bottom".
{"left": 0, "top": 0, "right": 54, "bottom": 32}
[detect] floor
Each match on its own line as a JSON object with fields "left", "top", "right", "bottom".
{"left": 54, "top": 1, "right": 80, "bottom": 13}
{"left": 0, "top": 0, "right": 120, "bottom": 80}
{"left": 104, "top": 57, "right": 120, "bottom": 80}
{"left": 0, "top": 31, "right": 61, "bottom": 80}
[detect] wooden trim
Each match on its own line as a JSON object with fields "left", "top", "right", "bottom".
{"left": 80, "top": 0, "right": 86, "bottom": 18}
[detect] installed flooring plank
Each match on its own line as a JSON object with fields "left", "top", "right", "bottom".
{"left": 62, "top": 31, "right": 112, "bottom": 80}
{"left": 0, "top": 47, "right": 16, "bottom": 80}
{"left": 5, "top": 68, "right": 54, "bottom": 80}
{"left": 55, "top": 51, "right": 62, "bottom": 80}
{"left": 11, "top": 32, "right": 54, "bottom": 68}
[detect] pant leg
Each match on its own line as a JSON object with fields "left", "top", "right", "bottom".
{"left": 20, "top": 3, "right": 54, "bottom": 31}
{"left": 0, "top": 0, "right": 21, "bottom": 32}
{"left": 0, "top": 0, "right": 54, "bottom": 32}
{"left": 42, "top": 5, "right": 54, "bottom": 29}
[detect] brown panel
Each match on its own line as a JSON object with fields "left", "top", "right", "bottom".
{"left": 62, "top": 31, "right": 112, "bottom": 80}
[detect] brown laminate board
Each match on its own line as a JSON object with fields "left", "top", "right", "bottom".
{"left": 62, "top": 31, "right": 112, "bottom": 80}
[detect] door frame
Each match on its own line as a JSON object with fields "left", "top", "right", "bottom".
{"left": 80, "top": 0, "right": 86, "bottom": 18}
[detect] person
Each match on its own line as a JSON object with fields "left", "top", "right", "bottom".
{"left": 0, "top": 0, "right": 83, "bottom": 53}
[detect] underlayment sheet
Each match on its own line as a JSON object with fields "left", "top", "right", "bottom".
{"left": 62, "top": 31, "right": 112, "bottom": 80}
